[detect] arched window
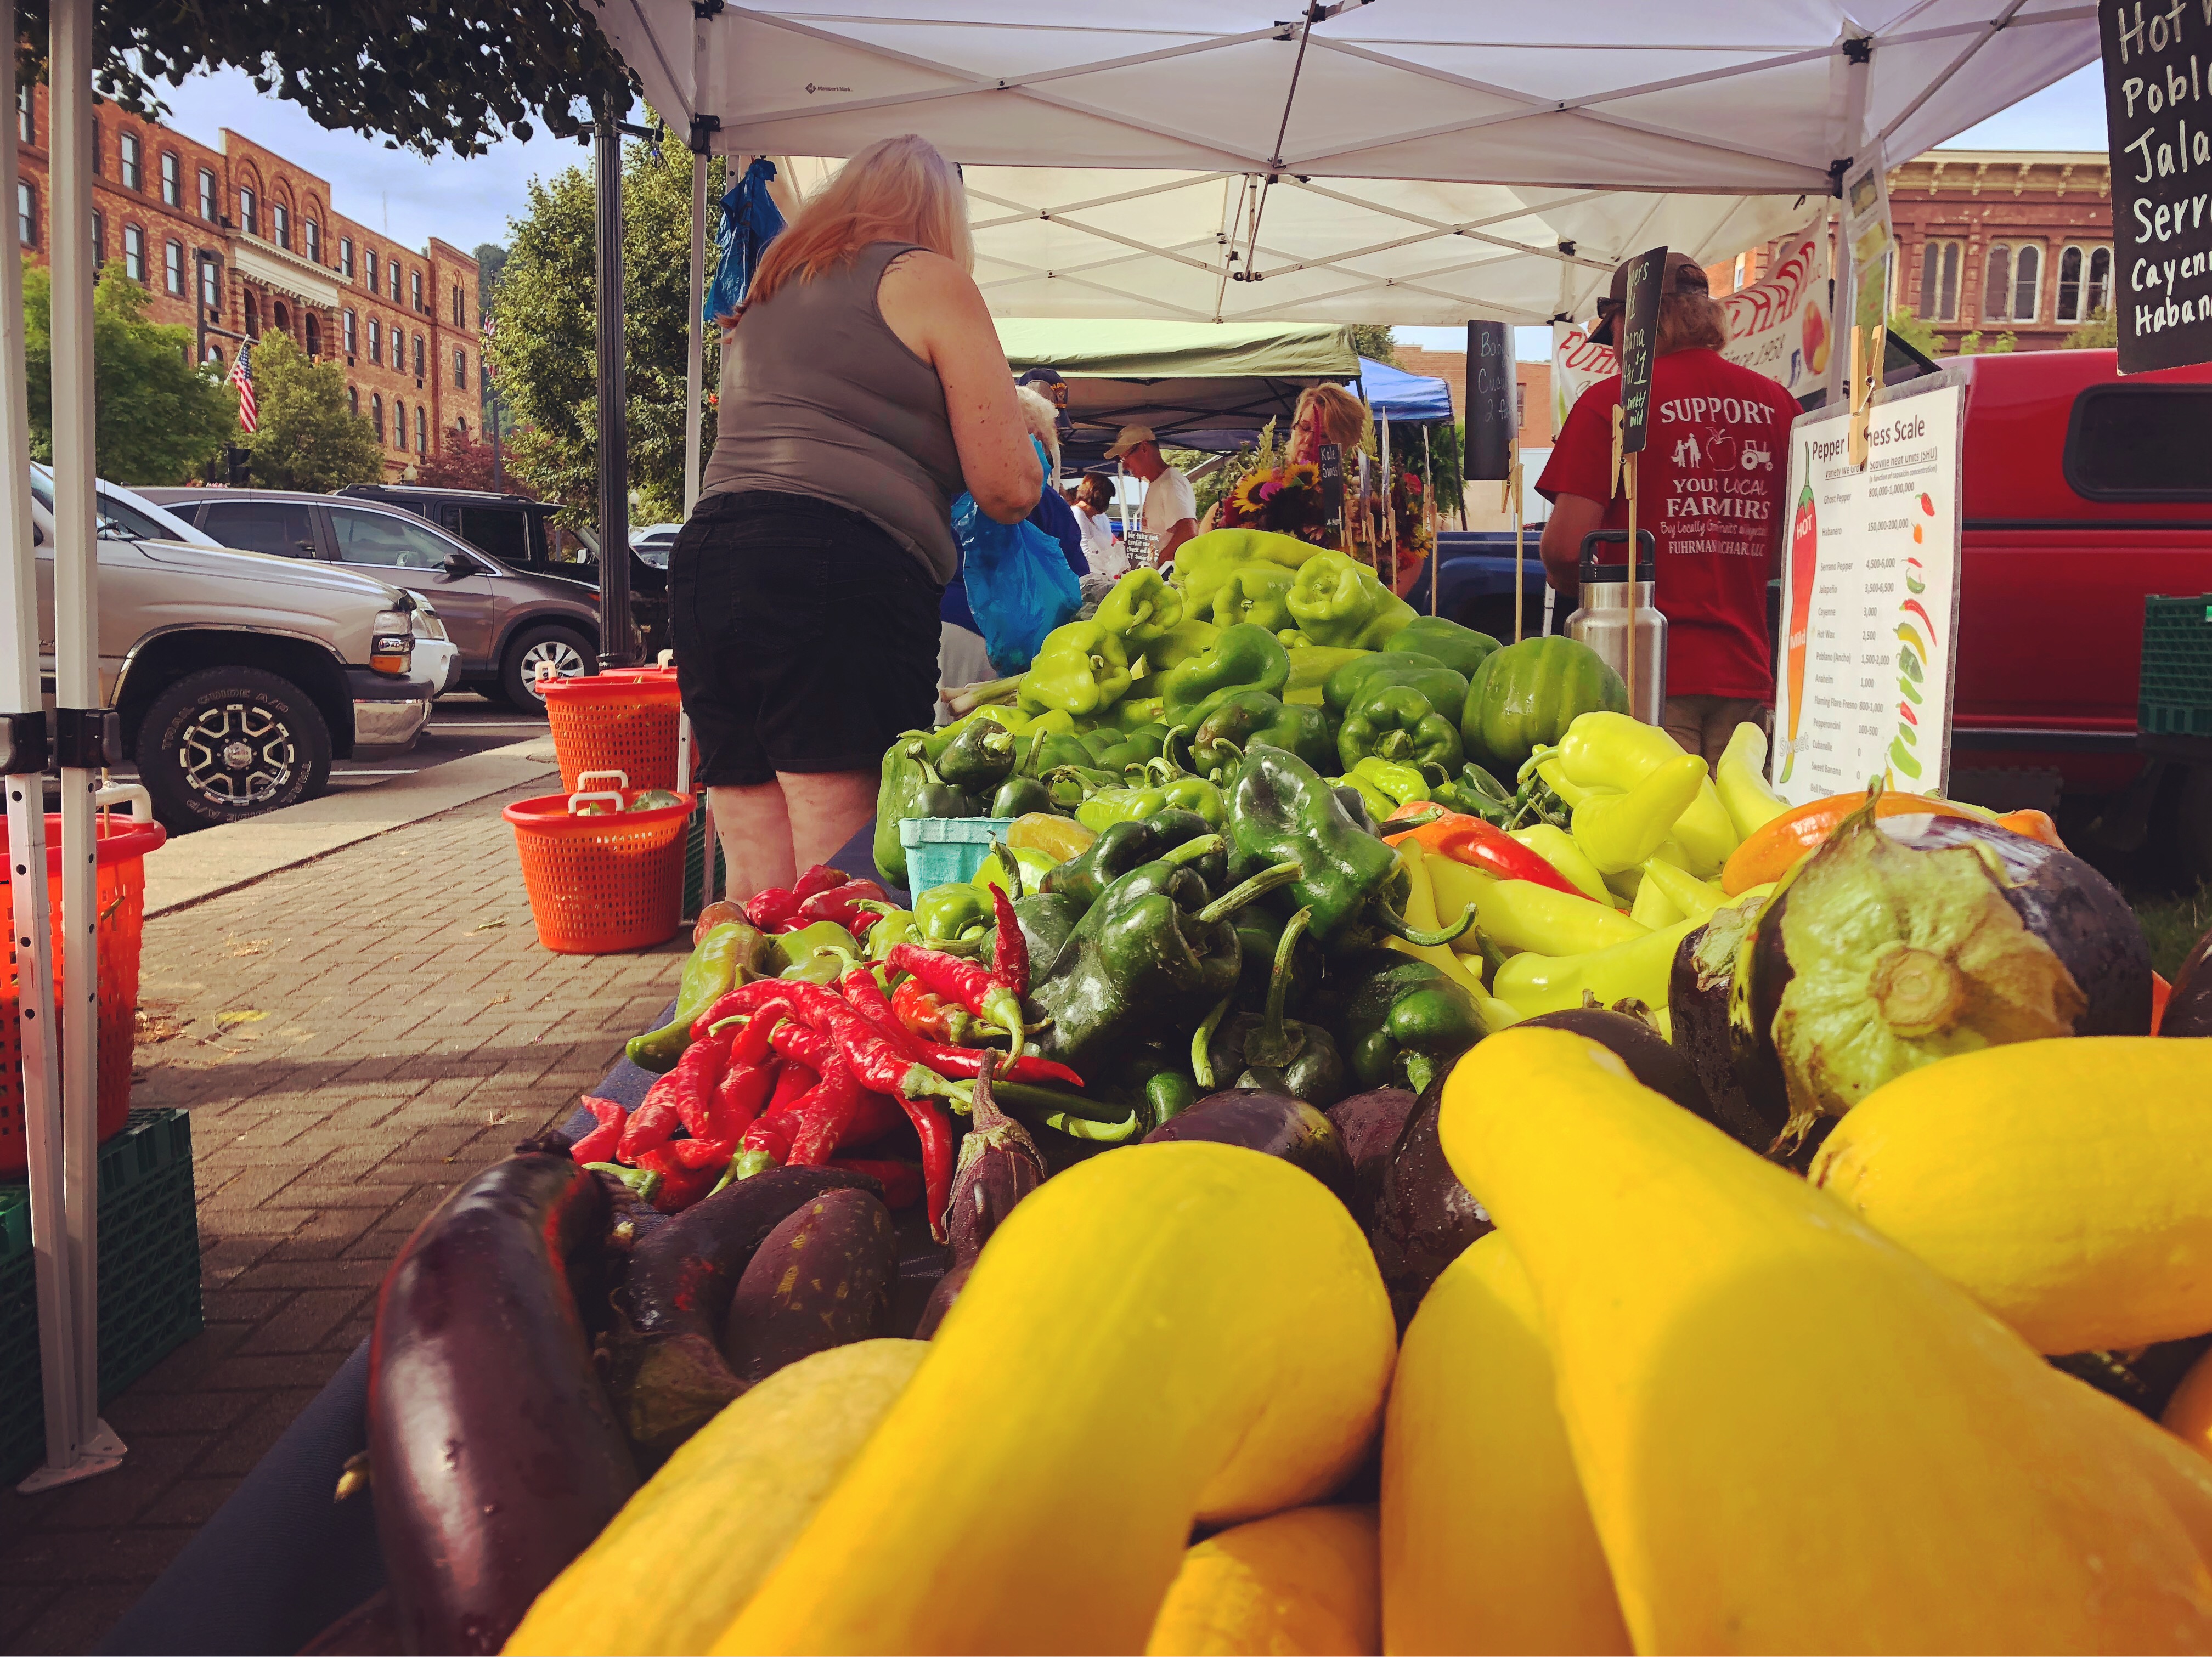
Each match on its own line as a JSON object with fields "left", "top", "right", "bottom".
{"left": 348, "top": 384, "right": 358, "bottom": 415}
{"left": 453, "top": 346, "right": 466, "bottom": 389}
{"left": 364, "top": 247, "right": 377, "bottom": 290}
{"left": 237, "top": 172, "right": 259, "bottom": 236}
{"left": 122, "top": 223, "right": 146, "bottom": 282}
{"left": 367, "top": 316, "right": 380, "bottom": 364}
{"left": 118, "top": 131, "right": 141, "bottom": 191}
{"left": 198, "top": 254, "right": 219, "bottom": 310}
{"left": 410, "top": 268, "right": 422, "bottom": 311}
{"left": 371, "top": 393, "right": 384, "bottom": 442}
{"left": 271, "top": 199, "right": 290, "bottom": 251}
{"left": 163, "top": 237, "right": 184, "bottom": 296}
{"left": 244, "top": 289, "right": 259, "bottom": 338}
{"left": 273, "top": 299, "right": 290, "bottom": 335}
{"left": 389, "top": 261, "right": 401, "bottom": 304}
{"left": 393, "top": 399, "right": 406, "bottom": 448}
{"left": 1918, "top": 240, "right": 1961, "bottom": 322}
{"left": 452, "top": 282, "right": 465, "bottom": 327}
{"left": 2087, "top": 247, "right": 2112, "bottom": 315}
{"left": 304, "top": 217, "right": 320, "bottom": 264}
{"left": 342, "top": 309, "right": 356, "bottom": 356}
{"left": 1983, "top": 244, "right": 2012, "bottom": 322}
{"left": 2012, "top": 244, "right": 2042, "bottom": 323}
{"left": 413, "top": 332, "right": 425, "bottom": 378}
{"left": 159, "top": 150, "right": 180, "bottom": 207}
{"left": 2059, "top": 245, "right": 2115, "bottom": 322}
{"left": 304, "top": 313, "right": 320, "bottom": 358}
{"left": 415, "top": 405, "right": 427, "bottom": 453}
{"left": 456, "top": 415, "right": 467, "bottom": 441}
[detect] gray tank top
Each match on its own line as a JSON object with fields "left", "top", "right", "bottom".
{"left": 699, "top": 240, "right": 963, "bottom": 583}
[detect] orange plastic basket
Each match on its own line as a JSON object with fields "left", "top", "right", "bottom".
{"left": 505, "top": 781, "right": 693, "bottom": 954}
{"left": 0, "top": 811, "right": 168, "bottom": 1175}
{"left": 543, "top": 673, "right": 682, "bottom": 793}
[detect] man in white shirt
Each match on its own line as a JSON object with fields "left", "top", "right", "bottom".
{"left": 1105, "top": 425, "right": 1198, "bottom": 569}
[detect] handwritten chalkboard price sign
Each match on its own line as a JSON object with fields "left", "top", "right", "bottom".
{"left": 1617, "top": 246, "right": 1668, "bottom": 454}
{"left": 2101, "top": 0, "right": 2212, "bottom": 372}
{"left": 1464, "top": 319, "right": 1515, "bottom": 481}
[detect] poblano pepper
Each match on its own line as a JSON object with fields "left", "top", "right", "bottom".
{"left": 1040, "top": 811, "right": 1224, "bottom": 910}
{"left": 1225, "top": 743, "right": 1472, "bottom": 952}
{"left": 1028, "top": 855, "right": 1300, "bottom": 1074}
{"left": 1302, "top": 946, "right": 1486, "bottom": 1093}
{"left": 1074, "top": 770, "right": 1226, "bottom": 834}
{"left": 1141, "top": 619, "right": 1220, "bottom": 671}
{"left": 1160, "top": 622, "right": 1292, "bottom": 732}
{"left": 1209, "top": 564, "right": 1298, "bottom": 633}
{"left": 1338, "top": 683, "right": 1466, "bottom": 774}
{"left": 1171, "top": 527, "right": 1318, "bottom": 618}
{"left": 1019, "top": 619, "right": 1133, "bottom": 717}
{"left": 917, "top": 884, "right": 994, "bottom": 942}
{"left": 1384, "top": 615, "right": 1502, "bottom": 681}
{"left": 935, "top": 718, "right": 1019, "bottom": 793}
{"left": 874, "top": 735, "right": 981, "bottom": 889}
{"left": 1191, "top": 907, "right": 1347, "bottom": 1108}
{"left": 1322, "top": 652, "right": 1470, "bottom": 719}
{"left": 1191, "top": 690, "right": 1335, "bottom": 776}
{"left": 1283, "top": 550, "right": 1417, "bottom": 650}
{"left": 1093, "top": 568, "right": 1184, "bottom": 650}
{"left": 990, "top": 774, "right": 1054, "bottom": 818}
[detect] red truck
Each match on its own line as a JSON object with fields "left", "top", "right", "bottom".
{"left": 1943, "top": 348, "right": 2212, "bottom": 875}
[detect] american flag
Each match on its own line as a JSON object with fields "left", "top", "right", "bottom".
{"left": 229, "top": 343, "right": 257, "bottom": 434}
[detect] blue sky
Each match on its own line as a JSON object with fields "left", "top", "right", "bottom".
{"left": 148, "top": 57, "right": 2111, "bottom": 357}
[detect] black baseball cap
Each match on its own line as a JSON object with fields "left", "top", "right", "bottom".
{"left": 1588, "top": 250, "right": 1709, "bottom": 346}
{"left": 1017, "top": 366, "right": 1073, "bottom": 432}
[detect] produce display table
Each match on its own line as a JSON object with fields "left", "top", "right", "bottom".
{"left": 99, "top": 827, "right": 889, "bottom": 1656}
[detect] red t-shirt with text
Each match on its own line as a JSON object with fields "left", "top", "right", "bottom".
{"left": 1536, "top": 349, "right": 1798, "bottom": 700}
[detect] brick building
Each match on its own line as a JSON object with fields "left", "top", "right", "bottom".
{"left": 1707, "top": 149, "right": 2114, "bottom": 354}
{"left": 14, "top": 84, "right": 481, "bottom": 479}
{"left": 1395, "top": 345, "right": 1556, "bottom": 448}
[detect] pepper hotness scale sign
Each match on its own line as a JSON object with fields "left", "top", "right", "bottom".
{"left": 1771, "top": 373, "right": 1966, "bottom": 805}
{"left": 2100, "top": 0, "right": 2212, "bottom": 372}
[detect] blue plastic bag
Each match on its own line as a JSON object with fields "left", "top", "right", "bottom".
{"left": 955, "top": 451, "right": 1081, "bottom": 672}
{"left": 704, "top": 157, "right": 786, "bottom": 323}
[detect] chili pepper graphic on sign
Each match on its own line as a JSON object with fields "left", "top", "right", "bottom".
{"left": 1779, "top": 473, "right": 1818, "bottom": 783}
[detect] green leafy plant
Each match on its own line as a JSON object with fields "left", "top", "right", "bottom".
{"left": 23, "top": 259, "right": 235, "bottom": 484}
{"left": 1885, "top": 308, "right": 1942, "bottom": 358}
{"left": 240, "top": 330, "right": 384, "bottom": 491}
{"left": 2064, "top": 308, "right": 2118, "bottom": 350}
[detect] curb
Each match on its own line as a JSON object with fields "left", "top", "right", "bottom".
{"left": 142, "top": 738, "right": 561, "bottom": 918}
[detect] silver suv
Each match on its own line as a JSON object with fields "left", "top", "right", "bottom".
{"left": 27, "top": 470, "right": 450, "bottom": 830}
{"left": 144, "top": 488, "right": 609, "bottom": 709}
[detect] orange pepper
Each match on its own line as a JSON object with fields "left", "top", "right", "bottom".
{"left": 1384, "top": 812, "right": 1581, "bottom": 897}
{"left": 1720, "top": 793, "right": 2069, "bottom": 894}
{"left": 2153, "top": 971, "right": 2172, "bottom": 1036}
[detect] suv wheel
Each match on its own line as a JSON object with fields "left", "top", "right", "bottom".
{"left": 137, "top": 666, "right": 333, "bottom": 829}
{"left": 500, "top": 625, "right": 592, "bottom": 710}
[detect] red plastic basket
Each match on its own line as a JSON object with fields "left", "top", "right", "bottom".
{"left": 543, "top": 674, "right": 682, "bottom": 793}
{"left": 504, "top": 783, "right": 693, "bottom": 953}
{"left": 0, "top": 812, "right": 168, "bottom": 1175}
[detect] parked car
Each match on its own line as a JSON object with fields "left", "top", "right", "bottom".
{"left": 26, "top": 468, "right": 447, "bottom": 829}
{"left": 632, "top": 523, "right": 682, "bottom": 568}
{"left": 143, "top": 487, "right": 606, "bottom": 709}
{"left": 333, "top": 482, "right": 670, "bottom": 658}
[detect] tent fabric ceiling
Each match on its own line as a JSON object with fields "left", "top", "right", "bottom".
{"left": 596, "top": 3, "right": 2097, "bottom": 324}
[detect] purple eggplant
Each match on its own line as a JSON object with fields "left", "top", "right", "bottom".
{"left": 369, "top": 1153, "right": 636, "bottom": 1656}
{"left": 1142, "top": 1088, "right": 1355, "bottom": 1206}
{"left": 720, "top": 1189, "right": 898, "bottom": 1382}
{"left": 2162, "top": 925, "right": 2212, "bottom": 1038}
{"left": 916, "top": 1055, "right": 1047, "bottom": 1338}
{"left": 606, "top": 1164, "right": 878, "bottom": 1455}
{"left": 1667, "top": 897, "right": 1790, "bottom": 1154}
{"left": 1367, "top": 1079, "right": 1492, "bottom": 1332}
{"left": 1326, "top": 1088, "right": 1419, "bottom": 1234}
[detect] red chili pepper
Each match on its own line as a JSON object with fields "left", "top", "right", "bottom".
{"left": 670, "top": 1025, "right": 736, "bottom": 1139}
{"left": 744, "top": 887, "right": 802, "bottom": 931}
{"left": 1383, "top": 812, "right": 1581, "bottom": 898}
{"left": 769, "top": 1019, "right": 836, "bottom": 1073}
{"left": 988, "top": 881, "right": 1029, "bottom": 996}
{"left": 708, "top": 1054, "right": 773, "bottom": 1143}
{"left": 909, "top": 1040, "right": 1085, "bottom": 1090}
{"left": 765, "top": 1059, "right": 819, "bottom": 1118}
{"left": 569, "top": 1097, "right": 627, "bottom": 1165}
{"left": 888, "top": 942, "right": 1026, "bottom": 1048}
{"left": 834, "top": 1089, "right": 907, "bottom": 1151}
{"left": 897, "top": 1088, "right": 956, "bottom": 1244}
{"left": 691, "top": 978, "right": 804, "bottom": 1040}
{"left": 792, "top": 863, "right": 850, "bottom": 901}
{"left": 634, "top": 1137, "right": 736, "bottom": 1212}
{"left": 618, "top": 1066, "right": 689, "bottom": 1162}
{"left": 828, "top": 1158, "right": 923, "bottom": 1209}
{"left": 792, "top": 879, "right": 888, "bottom": 935}
{"left": 785, "top": 1052, "right": 867, "bottom": 1166}
{"left": 891, "top": 976, "right": 972, "bottom": 1043}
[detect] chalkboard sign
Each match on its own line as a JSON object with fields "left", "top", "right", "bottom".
{"left": 1618, "top": 245, "right": 1668, "bottom": 454}
{"left": 1318, "top": 442, "right": 1345, "bottom": 544}
{"left": 1464, "top": 320, "right": 1515, "bottom": 480}
{"left": 2101, "top": 0, "right": 2212, "bottom": 373}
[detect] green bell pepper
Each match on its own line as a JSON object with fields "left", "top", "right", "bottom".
{"left": 917, "top": 883, "right": 993, "bottom": 942}
{"left": 934, "top": 718, "right": 1019, "bottom": 793}
{"left": 1027, "top": 731, "right": 1097, "bottom": 778}
{"left": 1321, "top": 651, "right": 1470, "bottom": 717}
{"left": 624, "top": 920, "right": 770, "bottom": 1073}
{"left": 1460, "top": 634, "right": 1629, "bottom": 776}
{"left": 865, "top": 909, "right": 922, "bottom": 962}
{"left": 1090, "top": 724, "right": 1169, "bottom": 773}
{"left": 873, "top": 734, "right": 981, "bottom": 889}
{"left": 990, "top": 774, "right": 1054, "bottom": 818}
{"left": 1384, "top": 615, "right": 1502, "bottom": 682}
{"left": 1141, "top": 618, "right": 1220, "bottom": 671}
{"left": 1040, "top": 811, "right": 1223, "bottom": 912}
{"left": 1224, "top": 743, "right": 1471, "bottom": 953}
{"left": 774, "top": 921, "right": 862, "bottom": 984}
{"left": 1019, "top": 619, "right": 1133, "bottom": 717}
{"left": 1190, "top": 690, "right": 1335, "bottom": 775}
{"left": 1171, "top": 527, "right": 1319, "bottom": 618}
{"left": 1160, "top": 622, "right": 1292, "bottom": 732}
{"left": 1209, "top": 564, "right": 1298, "bottom": 633}
{"left": 1338, "top": 683, "right": 1466, "bottom": 774}
{"left": 1074, "top": 772, "right": 1226, "bottom": 834}
{"left": 1283, "top": 549, "right": 1417, "bottom": 650}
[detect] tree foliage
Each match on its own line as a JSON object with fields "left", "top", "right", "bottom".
{"left": 14, "top": 1, "right": 631, "bottom": 156}
{"left": 1347, "top": 323, "right": 1399, "bottom": 365}
{"left": 24, "top": 259, "right": 236, "bottom": 483}
{"left": 416, "top": 426, "right": 501, "bottom": 491}
{"left": 487, "top": 140, "right": 722, "bottom": 525}
{"left": 2064, "top": 307, "right": 2118, "bottom": 349}
{"left": 241, "top": 330, "right": 383, "bottom": 491}
{"left": 1884, "top": 307, "right": 1942, "bottom": 358}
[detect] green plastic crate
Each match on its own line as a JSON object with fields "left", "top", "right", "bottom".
{"left": 681, "top": 794, "right": 726, "bottom": 920}
{"left": 2140, "top": 595, "right": 2212, "bottom": 738}
{"left": 0, "top": 1108, "right": 204, "bottom": 1483}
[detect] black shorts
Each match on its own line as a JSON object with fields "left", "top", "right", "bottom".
{"left": 670, "top": 491, "right": 944, "bottom": 787}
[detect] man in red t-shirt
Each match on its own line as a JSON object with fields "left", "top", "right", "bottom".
{"left": 1537, "top": 251, "right": 1799, "bottom": 765}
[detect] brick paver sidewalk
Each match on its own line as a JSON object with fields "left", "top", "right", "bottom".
{"left": 0, "top": 781, "right": 689, "bottom": 1653}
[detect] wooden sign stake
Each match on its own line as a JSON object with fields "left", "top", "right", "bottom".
{"left": 1624, "top": 450, "right": 1639, "bottom": 717}
{"left": 1508, "top": 454, "right": 1525, "bottom": 643}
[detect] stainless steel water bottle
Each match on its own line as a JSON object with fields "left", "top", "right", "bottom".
{"left": 1566, "top": 529, "right": 1666, "bottom": 723}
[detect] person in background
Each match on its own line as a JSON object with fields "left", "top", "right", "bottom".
{"left": 1018, "top": 365, "right": 1074, "bottom": 446}
{"left": 1105, "top": 425, "right": 1197, "bottom": 568}
{"left": 1536, "top": 250, "right": 1797, "bottom": 766}
{"left": 1286, "top": 381, "right": 1366, "bottom": 466}
{"left": 935, "top": 383, "right": 1081, "bottom": 708}
{"left": 675, "top": 133, "right": 1041, "bottom": 900}
{"left": 1070, "top": 473, "right": 1125, "bottom": 577}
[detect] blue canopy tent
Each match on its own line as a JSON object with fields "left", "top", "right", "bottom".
{"left": 1357, "top": 356, "right": 1456, "bottom": 425}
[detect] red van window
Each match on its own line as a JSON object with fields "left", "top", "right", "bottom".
{"left": 2064, "top": 387, "right": 2212, "bottom": 502}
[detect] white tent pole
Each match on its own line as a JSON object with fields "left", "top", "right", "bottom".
{"left": 1, "top": 3, "right": 79, "bottom": 1494}
{"left": 1829, "top": 33, "right": 1872, "bottom": 406}
{"left": 30, "top": 0, "right": 125, "bottom": 1493}
{"left": 684, "top": 152, "right": 707, "bottom": 518}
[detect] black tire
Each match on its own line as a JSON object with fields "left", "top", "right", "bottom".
{"left": 136, "top": 666, "right": 332, "bottom": 830}
{"left": 498, "top": 624, "right": 592, "bottom": 710}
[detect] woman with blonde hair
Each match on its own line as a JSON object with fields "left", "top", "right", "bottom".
{"left": 673, "top": 133, "right": 1041, "bottom": 899}
{"left": 1286, "top": 382, "right": 1367, "bottom": 464}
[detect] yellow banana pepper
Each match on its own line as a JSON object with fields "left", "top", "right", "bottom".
{"left": 1556, "top": 712, "right": 1739, "bottom": 874}
{"left": 1571, "top": 755, "right": 1707, "bottom": 874}
{"left": 1508, "top": 825, "right": 1613, "bottom": 905}
{"left": 1489, "top": 915, "right": 1702, "bottom": 1016}
{"left": 1629, "top": 875, "right": 1681, "bottom": 928}
{"left": 1387, "top": 845, "right": 1487, "bottom": 995}
{"left": 1473, "top": 876, "right": 1649, "bottom": 957}
{"left": 1714, "top": 721, "right": 1790, "bottom": 840}
{"left": 1639, "top": 856, "right": 1728, "bottom": 923}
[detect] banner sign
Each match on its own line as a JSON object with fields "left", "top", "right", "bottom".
{"left": 1464, "top": 319, "right": 1515, "bottom": 480}
{"left": 2100, "top": 0, "right": 2212, "bottom": 372}
{"left": 1771, "top": 372, "right": 1967, "bottom": 804}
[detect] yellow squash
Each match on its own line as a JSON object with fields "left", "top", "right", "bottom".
{"left": 504, "top": 1339, "right": 927, "bottom": 1656}
{"left": 1381, "top": 1232, "right": 1629, "bottom": 1656}
{"left": 1145, "top": 1505, "right": 1379, "bottom": 1656}
{"left": 717, "top": 1143, "right": 1396, "bottom": 1655}
{"left": 1439, "top": 1028, "right": 2212, "bottom": 1653}
{"left": 1810, "top": 1037, "right": 2212, "bottom": 1353}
